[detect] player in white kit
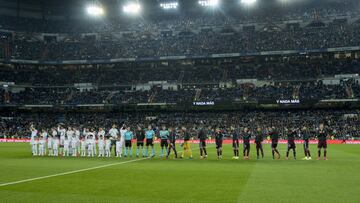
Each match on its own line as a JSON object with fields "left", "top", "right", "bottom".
{"left": 119, "top": 124, "right": 127, "bottom": 158}
{"left": 57, "top": 125, "right": 66, "bottom": 155}
{"left": 53, "top": 135, "right": 60, "bottom": 156}
{"left": 80, "top": 135, "right": 87, "bottom": 157}
{"left": 38, "top": 135, "right": 46, "bottom": 156}
{"left": 71, "top": 135, "right": 78, "bottom": 157}
{"left": 98, "top": 133, "right": 105, "bottom": 157}
{"left": 97, "top": 127, "right": 105, "bottom": 157}
{"left": 32, "top": 135, "right": 39, "bottom": 156}
{"left": 47, "top": 129, "right": 55, "bottom": 156}
{"left": 87, "top": 129, "right": 97, "bottom": 156}
{"left": 30, "top": 125, "right": 38, "bottom": 155}
{"left": 66, "top": 127, "right": 74, "bottom": 156}
{"left": 63, "top": 136, "right": 70, "bottom": 157}
{"left": 116, "top": 137, "right": 121, "bottom": 157}
{"left": 74, "top": 128, "right": 81, "bottom": 155}
{"left": 39, "top": 129, "right": 48, "bottom": 156}
{"left": 105, "top": 136, "right": 111, "bottom": 157}
{"left": 108, "top": 124, "right": 119, "bottom": 156}
{"left": 47, "top": 134, "right": 53, "bottom": 156}
{"left": 87, "top": 134, "right": 95, "bottom": 157}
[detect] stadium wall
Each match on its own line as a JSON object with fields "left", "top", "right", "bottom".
{"left": 1, "top": 139, "right": 359, "bottom": 144}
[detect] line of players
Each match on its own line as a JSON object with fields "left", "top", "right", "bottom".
{"left": 29, "top": 124, "right": 179, "bottom": 158}
{"left": 29, "top": 123, "right": 329, "bottom": 160}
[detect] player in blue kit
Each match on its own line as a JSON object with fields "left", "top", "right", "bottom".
{"left": 145, "top": 125, "right": 156, "bottom": 157}
{"left": 124, "top": 126, "right": 133, "bottom": 157}
{"left": 159, "top": 125, "right": 169, "bottom": 158}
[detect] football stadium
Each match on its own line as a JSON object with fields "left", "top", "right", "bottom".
{"left": 0, "top": 0, "right": 360, "bottom": 202}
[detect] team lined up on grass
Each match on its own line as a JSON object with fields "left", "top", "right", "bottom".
{"left": 29, "top": 123, "right": 329, "bottom": 160}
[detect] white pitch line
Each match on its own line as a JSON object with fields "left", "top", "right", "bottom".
{"left": 0, "top": 146, "right": 199, "bottom": 187}
{"left": 0, "top": 157, "right": 149, "bottom": 187}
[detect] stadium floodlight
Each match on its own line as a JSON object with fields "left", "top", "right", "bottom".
{"left": 160, "top": 2, "right": 178, "bottom": 10}
{"left": 123, "top": 2, "right": 141, "bottom": 15}
{"left": 86, "top": 5, "right": 104, "bottom": 17}
{"left": 198, "top": 0, "right": 219, "bottom": 7}
{"left": 241, "top": 0, "right": 257, "bottom": 5}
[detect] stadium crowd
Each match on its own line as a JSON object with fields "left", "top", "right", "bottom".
{"left": 1, "top": 110, "right": 359, "bottom": 140}
{"left": 2, "top": 23, "right": 360, "bottom": 60}
{"left": 0, "top": 1, "right": 359, "bottom": 149}
{"left": 1, "top": 80, "right": 359, "bottom": 105}
{"left": 0, "top": 59, "right": 359, "bottom": 85}
{"left": 0, "top": 58, "right": 359, "bottom": 105}
{"left": 0, "top": 0, "right": 360, "bottom": 61}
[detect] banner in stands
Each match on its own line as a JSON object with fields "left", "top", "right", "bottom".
{"left": 260, "top": 99, "right": 319, "bottom": 105}
{"left": 276, "top": 99, "right": 300, "bottom": 104}
{"left": 1, "top": 139, "right": 359, "bottom": 144}
{"left": 193, "top": 101, "right": 215, "bottom": 106}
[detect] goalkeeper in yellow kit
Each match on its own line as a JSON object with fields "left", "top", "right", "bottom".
{"left": 180, "top": 127, "right": 193, "bottom": 159}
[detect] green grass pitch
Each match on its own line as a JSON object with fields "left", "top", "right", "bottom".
{"left": 0, "top": 142, "right": 360, "bottom": 203}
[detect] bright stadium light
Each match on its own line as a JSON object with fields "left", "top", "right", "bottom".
{"left": 241, "top": 0, "right": 257, "bottom": 5}
{"left": 160, "top": 2, "right": 178, "bottom": 10}
{"left": 198, "top": 0, "right": 219, "bottom": 7}
{"left": 86, "top": 5, "right": 104, "bottom": 17}
{"left": 123, "top": 2, "right": 141, "bottom": 15}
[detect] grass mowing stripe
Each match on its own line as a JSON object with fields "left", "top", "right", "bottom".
{"left": 1, "top": 143, "right": 359, "bottom": 203}
{"left": 0, "top": 146, "right": 199, "bottom": 187}
{"left": 0, "top": 157, "right": 148, "bottom": 187}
